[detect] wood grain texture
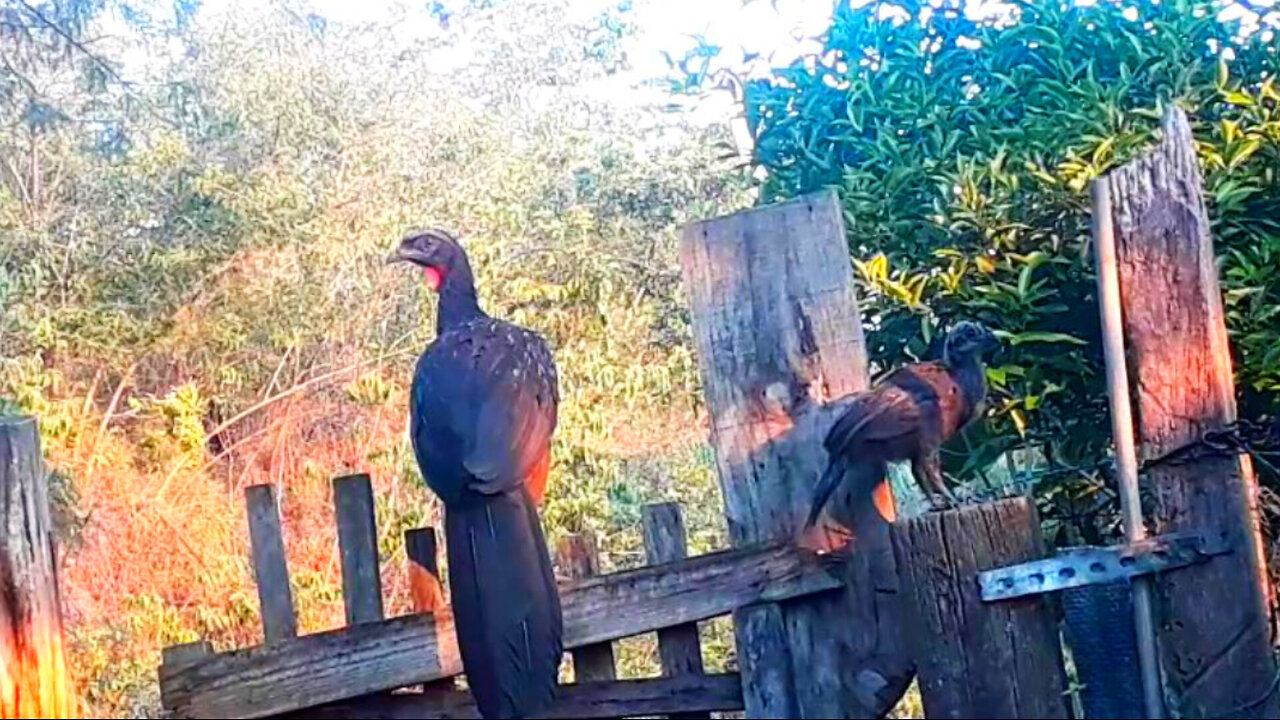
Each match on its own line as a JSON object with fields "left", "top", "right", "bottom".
{"left": 1108, "top": 108, "right": 1278, "bottom": 719}
{"left": 642, "top": 503, "right": 709, "bottom": 720}
{"left": 160, "top": 540, "right": 841, "bottom": 718}
{"left": 333, "top": 474, "right": 384, "bottom": 625}
{"left": 275, "top": 673, "right": 745, "bottom": 719}
{"left": 557, "top": 533, "right": 617, "bottom": 683}
{"left": 160, "top": 613, "right": 463, "bottom": 719}
{"left": 1, "top": 415, "right": 75, "bottom": 719}
{"left": 245, "top": 484, "right": 297, "bottom": 643}
{"left": 891, "top": 498, "right": 1068, "bottom": 720}
{"left": 680, "top": 189, "right": 913, "bottom": 717}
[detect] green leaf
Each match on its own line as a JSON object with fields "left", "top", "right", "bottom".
{"left": 997, "top": 331, "right": 1089, "bottom": 346}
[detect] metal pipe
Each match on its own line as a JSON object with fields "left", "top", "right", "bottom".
{"left": 1091, "top": 178, "right": 1165, "bottom": 719}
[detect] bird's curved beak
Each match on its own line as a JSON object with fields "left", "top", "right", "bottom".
{"left": 385, "top": 249, "right": 409, "bottom": 265}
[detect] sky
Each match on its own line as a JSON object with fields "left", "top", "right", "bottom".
{"left": 307, "top": 0, "right": 836, "bottom": 80}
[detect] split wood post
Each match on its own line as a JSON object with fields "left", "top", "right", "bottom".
{"left": 1107, "top": 107, "right": 1279, "bottom": 718}
{"left": 891, "top": 497, "right": 1069, "bottom": 719}
{"left": 333, "top": 474, "right": 384, "bottom": 624}
{"left": 1, "top": 415, "right": 75, "bottom": 719}
{"left": 681, "top": 190, "right": 913, "bottom": 717}
{"left": 245, "top": 484, "right": 298, "bottom": 643}
{"left": 557, "top": 532, "right": 616, "bottom": 682}
{"left": 642, "top": 503, "right": 710, "bottom": 720}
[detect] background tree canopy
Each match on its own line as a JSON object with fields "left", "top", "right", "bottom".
{"left": 724, "top": 0, "right": 1280, "bottom": 545}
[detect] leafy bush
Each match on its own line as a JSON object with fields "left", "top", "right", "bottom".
{"left": 737, "top": 0, "right": 1280, "bottom": 542}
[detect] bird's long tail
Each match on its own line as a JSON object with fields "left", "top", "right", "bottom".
{"left": 445, "top": 488, "right": 563, "bottom": 720}
{"left": 805, "top": 460, "right": 846, "bottom": 529}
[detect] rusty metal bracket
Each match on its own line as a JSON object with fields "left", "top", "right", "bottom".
{"left": 978, "top": 532, "right": 1232, "bottom": 602}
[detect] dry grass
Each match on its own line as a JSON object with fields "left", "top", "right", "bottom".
{"left": 45, "top": 376, "right": 434, "bottom": 716}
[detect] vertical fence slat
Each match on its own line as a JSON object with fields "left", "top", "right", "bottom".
{"left": 333, "top": 474, "right": 384, "bottom": 625}
{"left": 1108, "top": 107, "right": 1278, "bottom": 718}
{"left": 405, "top": 527, "right": 446, "bottom": 614}
{"left": 405, "top": 527, "right": 457, "bottom": 695}
{"left": 892, "top": 497, "right": 1069, "bottom": 720}
{"left": 642, "top": 503, "right": 710, "bottom": 720}
{"left": 245, "top": 484, "right": 297, "bottom": 643}
{"left": 557, "top": 533, "right": 616, "bottom": 683}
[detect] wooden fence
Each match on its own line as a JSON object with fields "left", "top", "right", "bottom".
{"left": 157, "top": 474, "right": 848, "bottom": 719}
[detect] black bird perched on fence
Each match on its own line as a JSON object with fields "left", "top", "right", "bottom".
{"left": 388, "top": 229, "right": 562, "bottom": 720}
{"left": 806, "top": 321, "right": 1000, "bottom": 529}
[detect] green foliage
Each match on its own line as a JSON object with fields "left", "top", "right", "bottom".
{"left": 737, "top": 0, "right": 1280, "bottom": 542}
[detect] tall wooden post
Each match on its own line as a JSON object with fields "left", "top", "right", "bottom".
{"left": 1, "top": 415, "right": 75, "bottom": 718}
{"left": 1107, "top": 108, "right": 1278, "bottom": 718}
{"left": 681, "top": 190, "right": 912, "bottom": 717}
{"left": 892, "top": 498, "right": 1069, "bottom": 719}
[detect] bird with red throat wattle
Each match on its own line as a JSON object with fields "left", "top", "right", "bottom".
{"left": 388, "top": 229, "right": 562, "bottom": 720}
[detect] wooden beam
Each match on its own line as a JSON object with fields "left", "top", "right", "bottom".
{"left": 892, "top": 498, "right": 1069, "bottom": 719}
{"left": 333, "top": 474, "right": 383, "bottom": 625}
{"left": 1108, "top": 108, "right": 1279, "bottom": 717}
{"left": 160, "top": 613, "right": 463, "bottom": 719}
{"left": 680, "top": 189, "right": 913, "bottom": 717}
{"left": 275, "top": 673, "right": 746, "bottom": 719}
{"left": 557, "top": 533, "right": 616, "bottom": 683}
{"left": 245, "top": 485, "right": 297, "bottom": 643}
{"left": 160, "top": 541, "right": 841, "bottom": 718}
{"left": 1, "top": 415, "right": 75, "bottom": 719}
{"left": 642, "top": 503, "right": 709, "bottom": 720}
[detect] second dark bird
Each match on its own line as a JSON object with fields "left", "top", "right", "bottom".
{"left": 806, "top": 321, "right": 1000, "bottom": 529}
{"left": 389, "top": 229, "right": 563, "bottom": 720}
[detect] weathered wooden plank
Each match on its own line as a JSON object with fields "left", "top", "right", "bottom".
{"left": 680, "top": 189, "right": 913, "bottom": 717}
{"left": 245, "top": 484, "right": 297, "bottom": 643}
{"left": 557, "top": 533, "right": 616, "bottom": 683}
{"left": 892, "top": 497, "right": 1068, "bottom": 719}
{"left": 275, "top": 673, "right": 746, "bottom": 719}
{"left": 333, "top": 474, "right": 384, "bottom": 625}
{"left": 642, "top": 503, "right": 709, "bottom": 720}
{"left": 1108, "top": 107, "right": 1278, "bottom": 718}
{"left": 1, "top": 415, "right": 75, "bottom": 719}
{"left": 160, "top": 613, "right": 463, "bottom": 719}
{"left": 161, "top": 642, "right": 213, "bottom": 670}
{"left": 160, "top": 540, "right": 841, "bottom": 718}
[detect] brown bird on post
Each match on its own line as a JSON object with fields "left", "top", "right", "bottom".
{"left": 806, "top": 321, "right": 999, "bottom": 530}
{"left": 389, "top": 229, "right": 562, "bottom": 720}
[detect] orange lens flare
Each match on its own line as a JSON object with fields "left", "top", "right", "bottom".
{"left": 1, "top": 618, "right": 77, "bottom": 719}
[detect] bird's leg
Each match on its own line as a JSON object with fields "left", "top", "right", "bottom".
{"left": 912, "top": 449, "right": 956, "bottom": 511}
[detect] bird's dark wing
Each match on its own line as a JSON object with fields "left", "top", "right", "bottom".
{"left": 411, "top": 318, "right": 558, "bottom": 504}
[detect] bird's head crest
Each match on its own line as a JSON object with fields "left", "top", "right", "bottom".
{"left": 386, "top": 229, "right": 466, "bottom": 292}
{"left": 943, "top": 321, "right": 999, "bottom": 365}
